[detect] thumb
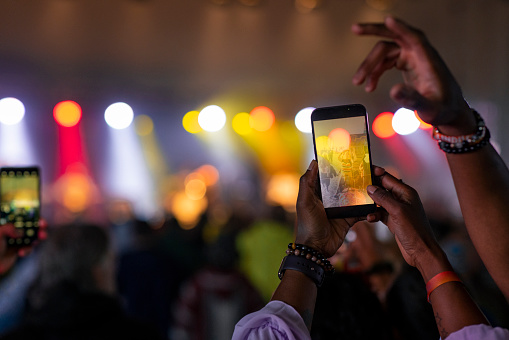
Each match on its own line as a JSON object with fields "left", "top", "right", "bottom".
{"left": 389, "top": 83, "right": 434, "bottom": 118}
{"left": 367, "top": 185, "right": 401, "bottom": 215}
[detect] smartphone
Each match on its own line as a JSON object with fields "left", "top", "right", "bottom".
{"left": 1, "top": 166, "right": 41, "bottom": 246}
{"left": 311, "top": 104, "right": 376, "bottom": 218}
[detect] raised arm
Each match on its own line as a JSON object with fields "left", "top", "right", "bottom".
{"left": 271, "top": 159, "right": 360, "bottom": 329}
{"left": 367, "top": 167, "right": 489, "bottom": 339}
{"left": 233, "top": 160, "right": 362, "bottom": 339}
{"left": 352, "top": 16, "right": 509, "bottom": 299}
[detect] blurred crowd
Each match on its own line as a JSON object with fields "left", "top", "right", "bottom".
{"left": 1, "top": 191, "right": 508, "bottom": 339}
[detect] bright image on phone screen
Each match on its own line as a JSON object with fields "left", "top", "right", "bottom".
{"left": 1, "top": 169, "right": 40, "bottom": 245}
{"left": 313, "top": 116, "right": 374, "bottom": 209}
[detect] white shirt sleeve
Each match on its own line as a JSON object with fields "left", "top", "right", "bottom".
{"left": 446, "top": 324, "right": 509, "bottom": 340}
{"left": 232, "top": 300, "right": 311, "bottom": 340}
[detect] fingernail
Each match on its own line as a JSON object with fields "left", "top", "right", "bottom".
{"left": 367, "top": 185, "right": 377, "bottom": 195}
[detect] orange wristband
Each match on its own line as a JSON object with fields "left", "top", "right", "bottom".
{"left": 426, "top": 271, "right": 462, "bottom": 303}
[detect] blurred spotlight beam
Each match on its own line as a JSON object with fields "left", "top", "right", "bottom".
{"left": 105, "top": 126, "right": 158, "bottom": 220}
{"left": 0, "top": 121, "right": 35, "bottom": 166}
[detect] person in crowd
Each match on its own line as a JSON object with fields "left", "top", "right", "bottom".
{"left": 341, "top": 221, "right": 439, "bottom": 339}
{"left": 232, "top": 159, "right": 508, "bottom": 339}
{"left": 351, "top": 16, "right": 509, "bottom": 300}
{"left": 2, "top": 223, "right": 164, "bottom": 340}
{"left": 117, "top": 219, "right": 184, "bottom": 339}
{"left": 172, "top": 228, "right": 265, "bottom": 340}
{"left": 310, "top": 268, "right": 395, "bottom": 340}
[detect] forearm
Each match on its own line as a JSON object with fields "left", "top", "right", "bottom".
{"left": 416, "top": 248, "right": 489, "bottom": 339}
{"left": 271, "top": 269, "right": 317, "bottom": 330}
{"left": 445, "top": 143, "right": 509, "bottom": 299}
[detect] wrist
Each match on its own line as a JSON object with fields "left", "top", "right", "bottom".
{"left": 295, "top": 235, "right": 328, "bottom": 257}
{"left": 414, "top": 246, "right": 453, "bottom": 282}
{"left": 434, "top": 107, "right": 477, "bottom": 136}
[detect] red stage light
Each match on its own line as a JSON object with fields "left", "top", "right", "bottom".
{"left": 373, "top": 112, "right": 396, "bottom": 139}
{"left": 54, "top": 101, "right": 82, "bottom": 127}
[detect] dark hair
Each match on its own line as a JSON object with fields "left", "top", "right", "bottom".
{"left": 28, "top": 224, "right": 110, "bottom": 308}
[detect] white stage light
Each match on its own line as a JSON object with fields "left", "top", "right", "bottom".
{"left": 105, "top": 102, "right": 134, "bottom": 130}
{"left": 294, "top": 107, "right": 315, "bottom": 133}
{"left": 392, "top": 108, "right": 420, "bottom": 135}
{"left": 0, "top": 97, "right": 25, "bottom": 125}
{"left": 198, "top": 105, "right": 226, "bottom": 132}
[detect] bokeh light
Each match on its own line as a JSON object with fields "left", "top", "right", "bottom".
{"left": 135, "top": 114, "right": 154, "bottom": 136}
{"left": 392, "top": 108, "right": 420, "bottom": 135}
{"left": 182, "top": 110, "right": 202, "bottom": 134}
{"left": 295, "top": 0, "right": 322, "bottom": 13}
{"left": 232, "top": 112, "right": 252, "bottom": 135}
{"left": 372, "top": 112, "right": 396, "bottom": 139}
{"left": 198, "top": 105, "right": 226, "bottom": 132}
{"left": 53, "top": 172, "right": 95, "bottom": 213}
{"left": 185, "top": 176, "right": 207, "bottom": 200}
{"left": 249, "top": 106, "right": 275, "bottom": 132}
{"left": 53, "top": 101, "right": 82, "bottom": 127}
{"left": 0, "top": 97, "right": 25, "bottom": 125}
{"left": 266, "top": 172, "right": 300, "bottom": 212}
{"left": 196, "top": 164, "right": 219, "bottom": 186}
{"left": 294, "top": 107, "right": 314, "bottom": 133}
{"left": 328, "top": 128, "right": 351, "bottom": 151}
{"left": 104, "top": 102, "right": 134, "bottom": 130}
{"left": 170, "top": 191, "right": 208, "bottom": 230}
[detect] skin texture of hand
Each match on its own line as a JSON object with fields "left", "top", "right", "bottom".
{"left": 352, "top": 16, "right": 476, "bottom": 135}
{"left": 295, "top": 160, "right": 361, "bottom": 257}
{"left": 365, "top": 167, "right": 489, "bottom": 338}
{"left": 365, "top": 166, "right": 442, "bottom": 270}
{"left": 271, "top": 160, "right": 365, "bottom": 330}
{"left": 0, "top": 219, "right": 48, "bottom": 274}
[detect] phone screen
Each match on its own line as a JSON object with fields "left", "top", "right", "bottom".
{"left": 1, "top": 167, "right": 40, "bottom": 246}
{"left": 312, "top": 105, "right": 375, "bottom": 218}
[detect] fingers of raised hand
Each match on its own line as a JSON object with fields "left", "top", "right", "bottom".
{"left": 351, "top": 22, "right": 397, "bottom": 39}
{"left": 353, "top": 41, "right": 400, "bottom": 91}
{"left": 384, "top": 17, "right": 428, "bottom": 49}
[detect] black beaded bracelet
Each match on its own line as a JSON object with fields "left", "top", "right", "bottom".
{"left": 286, "top": 243, "right": 335, "bottom": 274}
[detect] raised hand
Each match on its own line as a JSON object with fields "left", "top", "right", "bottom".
{"left": 352, "top": 16, "right": 476, "bottom": 135}
{"left": 365, "top": 166, "right": 443, "bottom": 271}
{"left": 295, "top": 160, "right": 362, "bottom": 258}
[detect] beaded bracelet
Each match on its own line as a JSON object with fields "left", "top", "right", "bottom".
{"left": 432, "top": 110, "right": 491, "bottom": 154}
{"left": 286, "top": 243, "right": 335, "bottom": 274}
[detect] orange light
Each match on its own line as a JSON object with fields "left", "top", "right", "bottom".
{"left": 170, "top": 191, "right": 208, "bottom": 230}
{"left": 196, "top": 164, "right": 219, "bottom": 186}
{"left": 328, "top": 128, "right": 351, "bottom": 151}
{"left": 373, "top": 112, "right": 396, "bottom": 139}
{"left": 54, "top": 101, "right": 82, "bottom": 127}
{"left": 415, "top": 111, "right": 433, "bottom": 130}
{"left": 266, "top": 172, "right": 300, "bottom": 212}
{"left": 249, "top": 106, "right": 275, "bottom": 132}
{"left": 53, "top": 171, "right": 94, "bottom": 213}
